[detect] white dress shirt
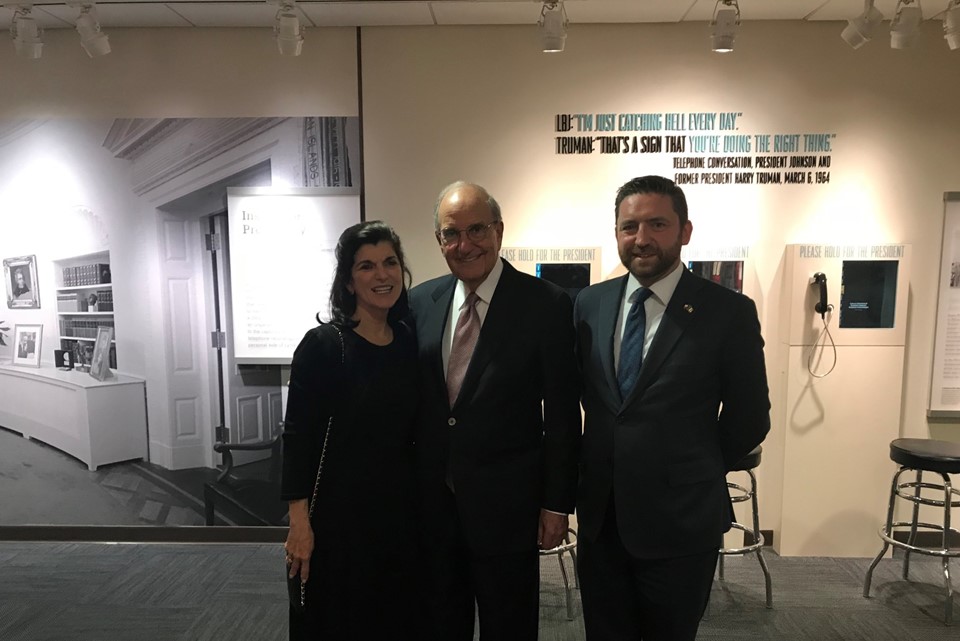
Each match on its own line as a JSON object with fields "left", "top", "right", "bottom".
{"left": 614, "top": 261, "right": 684, "bottom": 374}
{"left": 442, "top": 257, "right": 505, "bottom": 377}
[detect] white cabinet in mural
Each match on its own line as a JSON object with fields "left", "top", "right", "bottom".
{"left": 53, "top": 250, "right": 117, "bottom": 369}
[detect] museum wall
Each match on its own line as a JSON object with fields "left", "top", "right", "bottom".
{"left": 0, "top": 28, "right": 358, "bottom": 118}
{"left": 0, "top": 20, "right": 958, "bottom": 546}
{"left": 362, "top": 20, "right": 960, "bottom": 437}
{"left": 360, "top": 20, "right": 960, "bottom": 554}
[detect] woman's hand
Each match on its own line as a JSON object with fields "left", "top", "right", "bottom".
{"left": 285, "top": 499, "right": 314, "bottom": 582}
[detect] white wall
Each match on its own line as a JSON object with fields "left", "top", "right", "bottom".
{"left": 360, "top": 20, "right": 960, "bottom": 554}
{"left": 0, "top": 28, "right": 358, "bottom": 118}
{"left": 1, "top": 20, "right": 959, "bottom": 547}
{"left": 362, "top": 20, "right": 960, "bottom": 441}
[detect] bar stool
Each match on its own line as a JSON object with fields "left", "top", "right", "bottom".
{"left": 539, "top": 527, "right": 578, "bottom": 620}
{"left": 863, "top": 438, "right": 960, "bottom": 625}
{"left": 718, "top": 446, "right": 773, "bottom": 608}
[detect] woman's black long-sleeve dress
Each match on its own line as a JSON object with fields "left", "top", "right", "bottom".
{"left": 281, "top": 321, "right": 418, "bottom": 640}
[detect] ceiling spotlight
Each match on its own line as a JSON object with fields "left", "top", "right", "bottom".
{"left": 539, "top": 1, "right": 567, "bottom": 53}
{"left": 841, "top": 0, "right": 884, "bottom": 49}
{"left": 890, "top": 0, "right": 923, "bottom": 49}
{"left": 10, "top": 5, "right": 43, "bottom": 59}
{"left": 270, "top": 0, "right": 303, "bottom": 56}
{"left": 69, "top": 2, "right": 110, "bottom": 57}
{"left": 710, "top": 0, "right": 740, "bottom": 53}
{"left": 944, "top": 0, "right": 960, "bottom": 50}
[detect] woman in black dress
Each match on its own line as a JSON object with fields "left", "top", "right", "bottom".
{"left": 281, "top": 221, "right": 418, "bottom": 640}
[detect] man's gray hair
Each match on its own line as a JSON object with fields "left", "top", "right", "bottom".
{"left": 433, "top": 180, "right": 502, "bottom": 230}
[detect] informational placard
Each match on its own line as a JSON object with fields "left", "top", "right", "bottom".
{"left": 500, "top": 247, "right": 601, "bottom": 301}
{"left": 928, "top": 194, "right": 960, "bottom": 418}
{"left": 227, "top": 187, "right": 360, "bottom": 365}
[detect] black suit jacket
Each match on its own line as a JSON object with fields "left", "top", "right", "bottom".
{"left": 574, "top": 268, "right": 770, "bottom": 559}
{"left": 409, "top": 260, "right": 581, "bottom": 555}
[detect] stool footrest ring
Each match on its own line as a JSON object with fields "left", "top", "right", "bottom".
{"left": 720, "top": 522, "right": 765, "bottom": 555}
{"left": 878, "top": 523, "right": 960, "bottom": 559}
{"left": 895, "top": 481, "right": 960, "bottom": 508}
{"left": 727, "top": 481, "right": 752, "bottom": 504}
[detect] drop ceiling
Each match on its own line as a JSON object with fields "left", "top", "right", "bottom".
{"left": 0, "top": 0, "right": 950, "bottom": 31}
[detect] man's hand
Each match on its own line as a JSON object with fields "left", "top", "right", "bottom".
{"left": 538, "top": 509, "right": 568, "bottom": 550}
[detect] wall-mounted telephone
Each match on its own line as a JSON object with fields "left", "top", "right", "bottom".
{"left": 808, "top": 271, "right": 837, "bottom": 377}
{"left": 812, "top": 272, "right": 829, "bottom": 318}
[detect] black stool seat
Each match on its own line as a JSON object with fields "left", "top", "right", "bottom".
{"left": 730, "top": 446, "right": 762, "bottom": 472}
{"left": 890, "top": 438, "right": 960, "bottom": 475}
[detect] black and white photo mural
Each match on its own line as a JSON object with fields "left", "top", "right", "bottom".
{"left": 0, "top": 116, "right": 361, "bottom": 530}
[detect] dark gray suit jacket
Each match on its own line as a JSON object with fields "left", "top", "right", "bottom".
{"left": 409, "top": 260, "right": 581, "bottom": 555}
{"left": 574, "top": 268, "right": 770, "bottom": 559}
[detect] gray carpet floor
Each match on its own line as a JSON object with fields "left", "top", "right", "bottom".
{"left": 0, "top": 542, "right": 957, "bottom": 640}
{"left": 3, "top": 428, "right": 959, "bottom": 638}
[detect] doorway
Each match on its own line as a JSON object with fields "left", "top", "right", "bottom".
{"left": 156, "top": 160, "right": 282, "bottom": 472}
{"left": 203, "top": 211, "right": 283, "bottom": 467}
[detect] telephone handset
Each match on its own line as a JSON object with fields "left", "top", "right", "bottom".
{"left": 808, "top": 271, "right": 836, "bottom": 377}
{"left": 812, "top": 272, "right": 829, "bottom": 318}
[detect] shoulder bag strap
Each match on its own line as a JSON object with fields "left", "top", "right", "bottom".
{"left": 306, "top": 323, "right": 344, "bottom": 518}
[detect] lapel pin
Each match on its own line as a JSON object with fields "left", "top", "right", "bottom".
{"left": 683, "top": 304, "right": 694, "bottom": 313}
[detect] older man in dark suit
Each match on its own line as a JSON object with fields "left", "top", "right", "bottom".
{"left": 574, "top": 175, "right": 770, "bottom": 641}
{"left": 409, "top": 181, "right": 581, "bottom": 641}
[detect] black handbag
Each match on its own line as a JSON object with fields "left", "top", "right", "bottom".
{"left": 286, "top": 323, "right": 343, "bottom": 611}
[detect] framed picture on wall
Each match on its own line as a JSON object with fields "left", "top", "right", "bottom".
{"left": 12, "top": 323, "right": 42, "bottom": 367}
{"left": 4, "top": 255, "right": 40, "bottom": 309}
{"left": 89, "top": 325, "right": 114, "bottom": 381}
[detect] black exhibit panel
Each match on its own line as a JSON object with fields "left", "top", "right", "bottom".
{"left": 536, "top": 263, "right": 591, "bottom": 301}
{"left": 688, "top": 261, "right": 743, "bottom": 293}
{"left": 839, "top": 260, "right": 898, "bottom": 329}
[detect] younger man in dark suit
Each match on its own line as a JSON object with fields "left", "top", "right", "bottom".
{"left": 574, "top": 175, "right": 770, "bottom": 640}
{"left": 409, "top": 181, "right": 581, "bottom": 641}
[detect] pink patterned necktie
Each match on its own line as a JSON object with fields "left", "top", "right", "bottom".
{"left": 447, "top": 292, "right": 480, "bottom": 406}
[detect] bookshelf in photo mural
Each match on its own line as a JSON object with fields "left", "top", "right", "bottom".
{"left": 54, "top": 250, "right": 116, "bottom": 369}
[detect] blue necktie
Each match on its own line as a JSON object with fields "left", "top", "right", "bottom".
{"left": 618, "top": 288, "right": 653, "bottom": 399}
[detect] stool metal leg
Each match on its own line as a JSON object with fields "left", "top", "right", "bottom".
{"left": 748, "top": 468, "right": 773, "bottom": 608}
{"left": 569, "top": 547, "right": 579, "bottom": 589}
{"left": 903, "top": 469, "right": 923, "bottom": 581}
{"left": 716, "top": 470, "right": 771, "bottom": 608}
{"left": 864, "top": 467, "right": 904, "bottom": 598}
{"left": 943, "top": 558, "right": 954, "bottom": 626}
{"left": 756, "top": 547, "right": 773, "bottom": 609}
{"left": 942, "top": 473, "right": 954, "bottom": 625}
{"left": 539, "top": 529, "right": 580, "bottom": 621}
{"left": 717, "top": 479, "right": 734, "bottom": 583}
{"left": 555, "top": 550, "right": 573, "bottom": 621}
{"left": 717, "top": 478, "right": 733, "bottom": 584}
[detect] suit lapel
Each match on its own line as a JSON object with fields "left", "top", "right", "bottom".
{"left": 623, "top": 269, "right": 702, "bottom": 406}
{"left": 425, "top": 276, "right": 456, "bottom": 403}
{"left": 600, "top": 277, "right": 627, "bottom": 407}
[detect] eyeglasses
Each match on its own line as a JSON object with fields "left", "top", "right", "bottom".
{"left": 436, "top": 221, "right": 498, "bottom": 246}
